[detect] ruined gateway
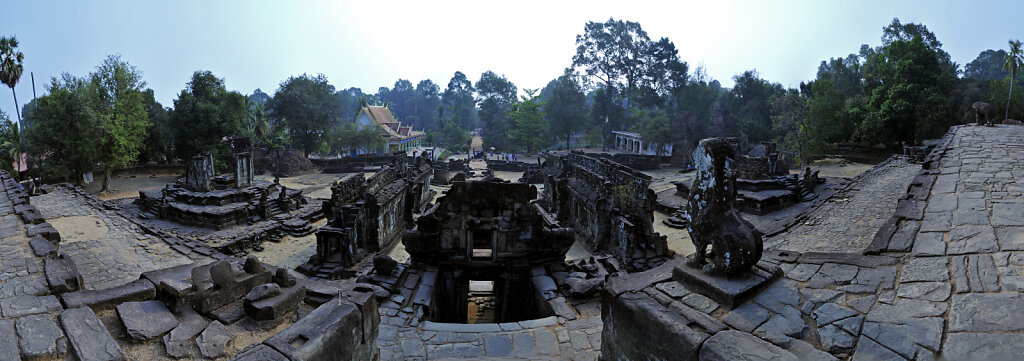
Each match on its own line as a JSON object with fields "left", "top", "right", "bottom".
{"left": 2, "top": 124, "right": 1023, "bottom": 360}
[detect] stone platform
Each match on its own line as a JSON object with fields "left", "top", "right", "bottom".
{"left": 672, "top": 260, "right": 781, "bottom": 309}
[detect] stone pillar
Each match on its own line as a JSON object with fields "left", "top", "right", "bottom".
{"left": 235, "top": 152, "right": 254, "bottom": 188}
{"left": 185, "top": 155, "right": 212, "bottom": 192}
{"left": 202, "top": 152, "right": 215, "bottom": 177}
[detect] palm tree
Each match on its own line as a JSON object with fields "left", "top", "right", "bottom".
{"left": 0, "top": 37, "right": 27, "bottom": 179}
{"left": 1004, "top": 39, "right": 1023, "bottom": 120}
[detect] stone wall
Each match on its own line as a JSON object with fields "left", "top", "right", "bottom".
{"left": 542, "top": 152, "right": 670, "bottom": 271}
{"left": 299, "top": 159, "right": 433, "bottom": 279}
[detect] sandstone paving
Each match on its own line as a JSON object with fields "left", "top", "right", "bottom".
{"left": 32, "top": 187, "right": 193, "bottom": 290}
{"left": 766, "top": 157, "right": 921, "bottom": 253}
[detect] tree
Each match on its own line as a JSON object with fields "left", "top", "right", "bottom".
{"left": 26, "top": 74, "right": 99, "bottom": 181}
{"left": 857, "top": 20, "right": 954, "bottom": 144}
{"left": 89, "top": 55, "right": 150, "bottom": 192}
{"left": 328, "top": 122, "right": 386, "bottom": 155}
{"left": 378, "top": 79, "right": 416, "bottom": 124}
{"left": 436, "top": 106, "right": 470, "bottom": 152}
{"left": 542, "top": 74, "right": 589, "bottom": 149}
{"left": 722, "top": 70, "right": 785, "bottom": 144}
{"left": 1003, "top": 40, "right": 1023, "bottom": 120}
{"left": 0, "top": 36, "right": 28, "bottom": 180}
{"left": 508, "top": 89, "right": 549, "bottom": 153}
{"left": 413, "top": 80, "right": 441, "bottom": 131}
{"left": 572, "top": 18, "right": 688, "bottom": 119}
{"left": 770, "top": 87, "right": 811, "bottom": 167}
{"left": 138, "top": 89, "right": 172, "bottom": 163}
{"left": 170, "top": 71, "right": 248, "bottom": 170}
{"left": 675, "top": 66, "right": 724, "bottom": 128}
{"left": 336, "top": 87, "right": 368, "bottom": 121}
{"left": 442, "top": 71, "right": 477, "bottom": 130}
{"left": 475, "top": 71, "right": 517, "bottom": 150}
{"left": 631, "top": 109, "right": 671, "bottom": 155}
{"left": 965, "top": 49, "right": 1010, "bottom": 81}
{"left": 0, "top": 111, "right": 20, "bottom": 174}
{"left": 249, "top": 88, "right": 271, "bottom": 104}
{"left": 268, "top": 74, "right": 340, "bottom": 156}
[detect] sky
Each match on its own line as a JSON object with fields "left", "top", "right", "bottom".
{"left": 2, "top": 0, "right": 1023, "bottom": 117}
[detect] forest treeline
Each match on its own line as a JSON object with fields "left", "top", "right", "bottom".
{"left": 1, "top": 17, "right": 1022, "bottom": 188}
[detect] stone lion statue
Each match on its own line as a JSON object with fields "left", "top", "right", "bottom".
{"left": 973, "top": 102, "right": 995, "bottom": 126}
{"left": 684, "top": 138, "right": 763, "bottom": 275}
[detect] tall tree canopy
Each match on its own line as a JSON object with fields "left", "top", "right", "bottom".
{"left": 542, "top": 74, "right": 589, "bottom": 150}
{"left": 442, "top": 71, "right": 477, "bottom": 130}
{"left": 268, "top": 73, "right": 340, "bottom": 156}
{"left": 508, "top": 89, "right": 549, "bottom": 153}
{"left": 413, "top": 80, "right": 441, "bottom": 132}
{"left": 89, "top": 55, "right": 151, "bottom": 191}
{"left": 170, "top": 70, "right": 248, "bottom": 169}
{"left": 857, "top": 20, "right": 955, "bottom": 144}
{"left": 475, "top": 70, "right": 517, "bottom": 150}
{"left": 572, "top": 18, "right": 687, "bottom": 144}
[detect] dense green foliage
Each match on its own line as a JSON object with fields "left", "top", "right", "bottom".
{"left": 11, "top": 16, "right": 1024, "bottom": 180}
{"left": 542, "top": 74, "right": 589, "bottom": 150}
{"left": 328, "top": 122, "right": 386, "bottom": 155}
{"left": 508, "top": 90, "right": 548, "bottom": 152}
{"left": 169, "top": 71, "right": 248, "bottom": 171}
{"left": 476, "top": 71, "right": 517, "bottom": 150}
{"left": 268, "top": 74, "right": 340, "bottom": 156}
{"left": 0, "top": 111, "right": 20, "bottom": 174}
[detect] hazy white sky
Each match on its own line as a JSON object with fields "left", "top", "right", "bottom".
{"left": 2, "top": 0, "right": 1022, "bottom": 115}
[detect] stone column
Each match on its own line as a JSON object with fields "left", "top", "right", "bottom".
{"left": 202, "top": 152, "right": 215, "bottom": 177}
{"left": 234, "top": 152, "right": 253, "bottom": 188}
{"left": 185, "top": 155, "right": 211, "bottom": 192}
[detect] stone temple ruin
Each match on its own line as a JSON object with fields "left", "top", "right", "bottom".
{"left": 403, "top": 180, "right": 574, "bottom": 323}
{"left": 3, "top": 123, "right": 1023, "bottom": 360}
{"left": 298, "top": 156, "right": 434, "bottom": 278}
{"left": 539, "top": 151, "right": 671, "bottom": 271}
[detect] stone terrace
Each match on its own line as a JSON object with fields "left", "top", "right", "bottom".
{"left": 765, "top": 157, "right": 921, "bottom": 253}
{"left": 602, "top": 124, "right": 1024, "bottom": 360}
{"left": 32, "top": 187, "right": 195, "bottom": 290}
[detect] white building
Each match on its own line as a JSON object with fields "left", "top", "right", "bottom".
{"left": 612, "top": 130, "right": 672, "bottom": 156}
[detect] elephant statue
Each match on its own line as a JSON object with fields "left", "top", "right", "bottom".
{"left": 973, "top": 102, "right": 995, "bottom": 126}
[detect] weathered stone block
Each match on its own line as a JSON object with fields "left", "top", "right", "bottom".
{"left": 244, "top": 284, "right": 306, "bottom": 321}
{"left": 61, "top": 279, "right": 157, "bottom": 312}
{"left": 116, "top": 300, "right": 179, "bottom": 341}
{"left": 44, "top": 255, "right": 84, "bottom": 294}
{"left": 15, "top": 313, "right": 65, "bottom": 359}
{"left": 59, "top": 307, "right": 127, "bottom": 361}
{"left": 230, "top": 344, "right": 289, "bottom": 361}
{"left": 28, "top": 234, "right": 57, "bottom": 257}
{"left": 263, "top": 296, "right": 379, "bottom": 361}
{"left": 0, "top": 319, "right": 19, "bottom": 361}
{"left": 699, "top": 330, "right": 797, "bottom": 361}
{"left": 672, "top": 260, "right": 780, "bottom": 309}
{"left": 601, "top": 291, "right": 708, "bottom": 361}
{"left": 1, "top": 295, "right": 62, "bottom": 319}
{"left": 196, "top": 321, "right": 232, "bottom": 358}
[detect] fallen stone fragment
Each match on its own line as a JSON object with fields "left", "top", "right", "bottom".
{"left": 196, "top": 321, "right": 233, "bottom": 358}
{"left": 16, "top": 313, "right": 66, "bottom": 358}
{"left": 116, "top": 300, "right": 179, "bottom": 341}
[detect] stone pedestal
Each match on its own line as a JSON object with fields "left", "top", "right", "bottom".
{"left": 672, "top": 260, "right": 781, "bottom": 309}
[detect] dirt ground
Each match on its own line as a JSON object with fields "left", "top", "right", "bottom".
{"left": 82, "top": 172, "right": 179, "bottom": 201}
{"left": 47, "top": 215, "right": 109, "bottom": 243}
{"left": 253, "top": 219, "right": 328, "bottom": 275}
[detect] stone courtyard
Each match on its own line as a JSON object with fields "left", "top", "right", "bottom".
{"left": 0, "top": 124, "right": 1021, "bottom": 360}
